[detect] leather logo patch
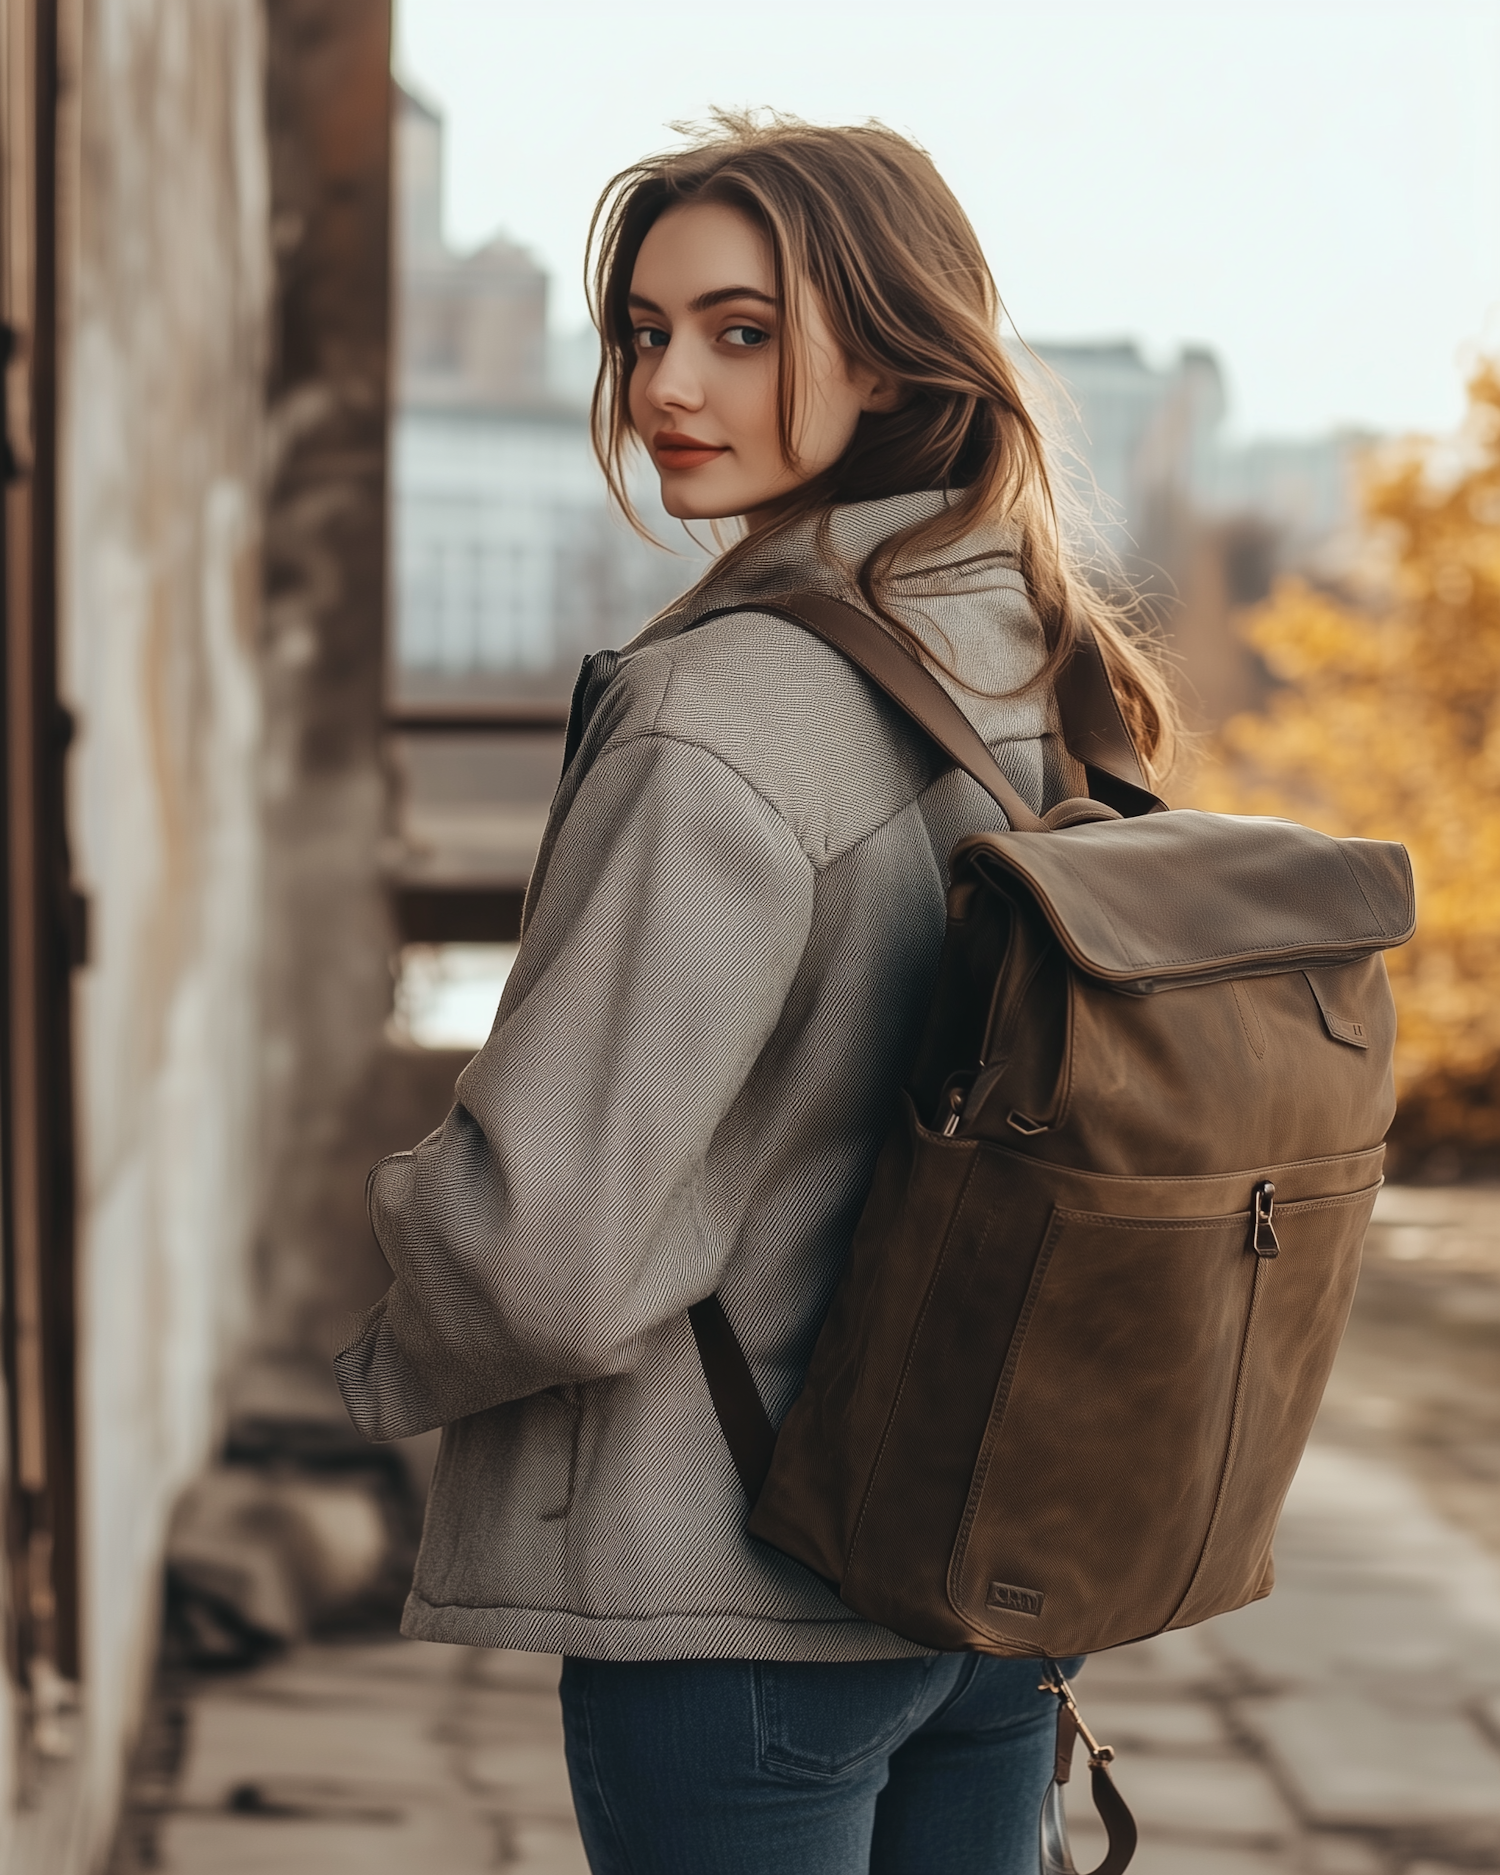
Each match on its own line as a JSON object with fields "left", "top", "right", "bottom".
{"left": 986, "top": 1581, "right": 1045, "bottom": 1616}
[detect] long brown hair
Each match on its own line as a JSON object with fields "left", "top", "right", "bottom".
{"left": 588, "top": 110, "right": 1179, "bottom": 781}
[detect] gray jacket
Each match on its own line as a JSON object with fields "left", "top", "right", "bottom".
{"left": 336, "top": 490, "right": 1082, "bottom": 1660}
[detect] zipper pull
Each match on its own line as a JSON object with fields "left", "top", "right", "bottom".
{"left": 941, "top": 1087, "right": 966, "bottom": 1138}
{"left": 1251, "top": 1180, "right": 1280, "bottom": 1257}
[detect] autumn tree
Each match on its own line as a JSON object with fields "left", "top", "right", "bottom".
{"left": 1195, "top": 361, "right": 1500, "bottom": 1166}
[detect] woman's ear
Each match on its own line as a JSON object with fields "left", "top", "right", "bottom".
{"left": 858, "top": 369, "right": 903, "bottom": 414}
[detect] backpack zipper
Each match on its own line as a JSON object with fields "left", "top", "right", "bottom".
{"left": 1251, "top": 1180, "right": 1280, "bottom": 1257}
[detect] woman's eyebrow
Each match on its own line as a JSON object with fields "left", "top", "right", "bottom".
{"left": 626, "top": 287, "right": 776, "bottom": 315}
{"left": 689, "top": 287, "right": 776, "bottom": 313}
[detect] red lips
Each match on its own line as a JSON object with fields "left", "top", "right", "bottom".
{"left": 653, "top": 430, "right": 728, "bottom": 470}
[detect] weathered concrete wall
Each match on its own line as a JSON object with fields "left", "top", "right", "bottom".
{"left": 255, "top": 0, "right": 397, "bottom": 1377}
{"left": 54, "top": 0, "right": 271, "bottom": 1863}
{"left": 0, "top": 4, "right": 398, "bottom": 1862}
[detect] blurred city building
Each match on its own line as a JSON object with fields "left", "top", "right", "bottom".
{"left": 389, "top": 84, "right": 701, "bottom": 720}
{"left": 1022, "top": 340, "right": 1374, "bottom": 730}
{"left": 396, "top": 87, "right": 549, "bottom": 413}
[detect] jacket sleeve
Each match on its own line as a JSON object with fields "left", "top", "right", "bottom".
{"left": 335, "top": 730, "right": 817, "bottom": 1441}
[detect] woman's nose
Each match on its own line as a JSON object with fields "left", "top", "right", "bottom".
{"left": 644, "top": 341, "right": 705, "bottom": 413}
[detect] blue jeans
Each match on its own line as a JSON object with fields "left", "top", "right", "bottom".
{"left": 560, "top": 1652, "right": 1085, "bottom": 1874}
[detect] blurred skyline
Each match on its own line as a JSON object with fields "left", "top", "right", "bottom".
{"left": 394, "top": 0, "right": 1500, "bottom": 445}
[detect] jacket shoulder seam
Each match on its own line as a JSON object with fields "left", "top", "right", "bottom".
{"left": 595, "top": 728, "right": 819, "bottom": 873}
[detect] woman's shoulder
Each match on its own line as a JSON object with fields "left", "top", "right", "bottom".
{"left": 656, "top": 603, "right": 879, "bottom": 730}
{"left": 605, "top": 606, "right": 933, "bottom": 858}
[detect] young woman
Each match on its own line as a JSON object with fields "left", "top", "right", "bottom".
{"left": 339, "top": 112, "right": 1175, "bottom": 1873}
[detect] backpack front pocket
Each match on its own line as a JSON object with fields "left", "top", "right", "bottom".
{"left": 946, "top": 1181, "right": 1378, "bottom": 1656}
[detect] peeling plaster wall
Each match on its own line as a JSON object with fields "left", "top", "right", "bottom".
{"left": 58, "top": 0, "right": 271, "bottom": 1858}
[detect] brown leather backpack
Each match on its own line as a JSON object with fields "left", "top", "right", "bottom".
{"left": 690, "top": 589, "right": 1415, "bottom": 1666}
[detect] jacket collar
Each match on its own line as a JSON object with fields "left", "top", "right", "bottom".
{"left": 628, "top": 489, "right": 1021, "bottom": 649}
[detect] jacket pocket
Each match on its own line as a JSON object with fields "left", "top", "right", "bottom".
{"left": 536, "top": 1385, "right": 583, "bottom": 1521}
{"left": 412, "top": 1389, "right": 584, "bottom": 1609}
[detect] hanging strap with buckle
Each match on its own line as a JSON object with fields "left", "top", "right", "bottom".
{"left": 1038, "top": 1668, "right": 1139, "bottom": 1875}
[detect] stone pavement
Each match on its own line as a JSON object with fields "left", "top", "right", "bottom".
{"left": 111, "top": 1185, "right": 1500, "bottom": 1873}
{"left": 115, "top": 1642, "right": 586, "bottom": 1875}
{"left": 1061, "top": 1439, "right": 1500, "bottom": 1874}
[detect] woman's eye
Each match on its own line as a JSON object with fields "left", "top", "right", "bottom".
{"left": 722, "top": 325, "right": 771, "bottom": 349}
{"left": 633, "top": 326, "right": 669, "bottom": 351}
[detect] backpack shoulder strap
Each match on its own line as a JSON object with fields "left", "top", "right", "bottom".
{"left": 1051, "top": 624, "right": 1161, "bottom": 815}
{"left": 747, "top": 591, "right": 1048, "bottom": 833}
{"left": 687, "top": 1295, "right": 777, "bottom": 1499}
{"left": 767, "top": 588, "right": 1163, "bottom": 820}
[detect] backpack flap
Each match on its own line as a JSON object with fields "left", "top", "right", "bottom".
{"left": 953, "top": 810, "right": 1415, "bottom": 993}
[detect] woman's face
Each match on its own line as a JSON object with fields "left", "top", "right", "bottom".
{"left": 627, "top": 201, "right": 887, "bottom": 530}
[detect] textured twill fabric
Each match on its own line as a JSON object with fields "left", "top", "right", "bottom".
{"left": 336, "top": 490, "right": 1083, "bottom": 1660}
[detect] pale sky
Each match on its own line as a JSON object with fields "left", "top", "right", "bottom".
{"left": 394, "top": 0, "right": 1500, "bottom": 443}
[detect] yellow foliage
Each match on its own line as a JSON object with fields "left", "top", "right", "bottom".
{"left": 1195, "top": 362, "right": 1500, "bottom": 1140}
